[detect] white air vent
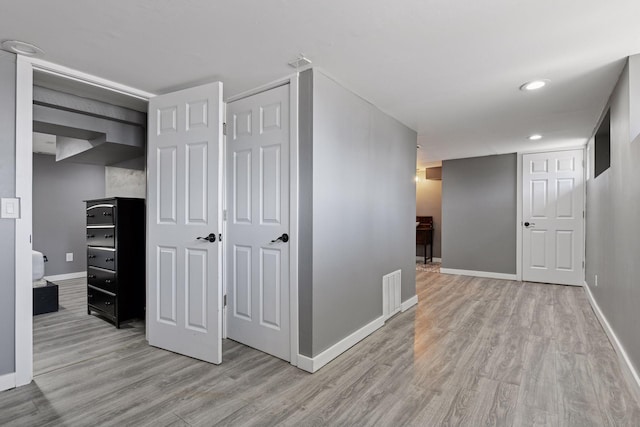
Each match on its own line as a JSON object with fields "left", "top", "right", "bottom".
{"left": 383, "top": 270, "right": 402, "bottom": 320}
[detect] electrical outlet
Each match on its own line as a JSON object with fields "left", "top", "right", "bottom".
{"left": 595, "top": 274, "right": 598, "bottom": 287}
{"left": 66, "top": 252, "right": 73, "bottom": 262}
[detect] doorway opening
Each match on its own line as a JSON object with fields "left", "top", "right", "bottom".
{"left": 29, "top": 68, "right": 150, "bottom": 377}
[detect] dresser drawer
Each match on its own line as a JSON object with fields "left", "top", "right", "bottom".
{"left": 86, "top": 227, "right": 115, "bottom": 247}
{"left": 87, "top": 247, "right": 117, "bottom": 271}
{"left": 86, "top": 204, "right": 115, "bottom": 225}
{"left": 88, "top": 286, "right": 116, "bottom": 317}
{"left": 87, "top": 267, "right": 117, "bottom": 294}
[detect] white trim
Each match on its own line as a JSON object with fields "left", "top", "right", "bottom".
{"left": 584, "top": 283, "right": 640, "bottom": 401}
{"left": 43, "top": 271, "right": 86, "bottom": 282}
{"left": 0, "top": 372, "right": 16, "bottom": 392}
{"left": 518, "top": 144, "right": 588, "bottom": 156}
{"left": 517, "top": 146, "right": 587, "bottom": 284}
{"left": 221, "top": 102, "right": 228, "bottom": 341}
{"left": 415, "top": 256, "right": 441, "bottom": 263}
{"left": 27, "top": 57, "right": 155, "bottom": 100}
{"left": 296, "top": 354, "right": 315, "bottom": 373}
{"left": 440, "top": 268, "right": 517, "bottom": 281}
{"left": 15, "top": 55, "right": 34, "bottom": 387}
{"left": 14, "top": 55, "right": 154, "bottom": 389}
{"left": 224, "top": 73, "right": 300, "bottom": 366}
{"left": 297, "top": 316, "right": 385, "bottom": 373}
{"left": 226, "top": 77, "right": 291, "bottom": 103}
{"left": 516, "top": 153, "right": 523, "bottom": 281}
{"left": 401, "top": 295, "right": 418, "bottom": 312}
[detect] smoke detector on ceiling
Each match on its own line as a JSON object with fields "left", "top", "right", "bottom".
{"left": 1, "top": 40, "right": 44, "bottom": 57}
{"left": 288, "top": 54, "right": 312, "bottom": 69}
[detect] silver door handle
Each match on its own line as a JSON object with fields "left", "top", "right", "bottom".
{"left": 524, "top": 222, "right": 536, "bottom": 227}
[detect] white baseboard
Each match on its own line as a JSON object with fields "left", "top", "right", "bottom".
{"left": 440, "top": 268, "right": 517, "bottom": 281}
{"left": 44, "top": 271, "right": 86, "bottom": 282}
{"left": 583, "top": 282, "right": 640, "bottom": 401}
{"left": 297, "top": 315, "right": 385, "bottom": 373}
{"left": 415, "top": 256, "right": 441, "bottom": 263}
{"left": 401, "top": 295, "right": 418, "bottom": 312}
{"left": 0, "top": 372, "right": 16, "bottom": 392}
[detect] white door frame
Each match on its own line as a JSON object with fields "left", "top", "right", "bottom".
{"left": 516, "top": 145, "right": 587, "bottom": 284}
{"left": 13, "top": 55, "right": 154, "bottom": 387}
{"left": 224, "top": 74, "right": 300, "bottom": 366}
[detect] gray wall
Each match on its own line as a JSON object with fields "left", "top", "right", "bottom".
{"left": 416, "top": 177, "right": 442, "bottom": 258}
{"left": 586, "top": 57, "right": 640, "bottom": 375}
{"left": 0, "top": 52, "right": 16, "bottom": 375}
{"left": 105, "top": 165, "right": 146, "bottom": 199}
{"left": 304, "top": 70, "right": 417, "bottom": 357}
{"left": 298, "top": 69, "right": 314, "bottom": 356}
{"left": 33, "top": 154, "right": 105, "bottom": 276}
{"left": 441, "top": 153, "right": 517, "bottom": 274}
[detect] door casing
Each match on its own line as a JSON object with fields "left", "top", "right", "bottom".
{"left": 223, "top": 76, "right": 300, "bottom": 366}
{"left": 516, "top": 146, "right": 587, "bottom": 285}
{"left": 13, "top": 56, "right": 155, "bottom": 388}
{"left": 14, "top": 58, "right": 301, "bottom": 389}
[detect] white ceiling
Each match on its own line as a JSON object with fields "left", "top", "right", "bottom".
{"left": 3, "top": 1, "right": 640, "bottom": 166}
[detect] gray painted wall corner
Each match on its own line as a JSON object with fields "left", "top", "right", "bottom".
{"left": 585, "top": 57, "right": 640, "bottom": 376}
{"left": 310, "top": 70, "right": 416, "bottom": 356}
{"left": 297, "top": 68, "right": 314, "bottom": 357}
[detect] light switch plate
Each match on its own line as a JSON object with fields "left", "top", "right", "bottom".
{"left": 1, "top": 198, "right": 20, "bottom": 219}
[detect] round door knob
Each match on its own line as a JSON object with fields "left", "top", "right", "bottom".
{"left": 524, "top": 222, "right": 530, "bottom": 227}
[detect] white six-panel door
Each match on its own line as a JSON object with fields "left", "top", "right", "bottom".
{"left": 522, "top": 149, "right": 584, "bottom": 286}
{"left": 147, "top": 82, "right": 223, "bottom": 363}
{"left": 226, "top": 84, "right": 290, "bottom": 361}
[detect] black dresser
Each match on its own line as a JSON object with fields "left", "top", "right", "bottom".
{"left": 85, "top": 197, "right": 145, "bottom": 328}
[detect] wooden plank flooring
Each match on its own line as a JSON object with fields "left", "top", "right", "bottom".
{"left": 2, "top": 272, "right": 639, "bottom": 426}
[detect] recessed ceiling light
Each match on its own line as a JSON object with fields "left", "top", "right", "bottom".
{"left": 528, "top": 134, "right": 543, "bottom": 141}
{"left": 1, "top": 40, "right": 44, "bottom": 57}
{"left": 520, "top": 80, "right": 548, "bottom": 91}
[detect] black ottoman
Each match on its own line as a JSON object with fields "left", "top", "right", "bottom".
{"left": 33, "top": 282, "right": 59, "bottom": 315}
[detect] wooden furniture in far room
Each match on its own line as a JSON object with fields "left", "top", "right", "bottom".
{"left": 416, "top": 216, "right": 434, "bottom": 264}
{"left": 85, "top": 197, "right": 145, "bottom": 328}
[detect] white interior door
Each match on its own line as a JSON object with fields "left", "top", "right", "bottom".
{"left": 147, "top": 82, "right": 223, "bottom": 363}
{"left": 226, "top": 84, "right": 290, "bottom": 361}
{"left": 522, "top": 149, "right": 584, "bottom": 286}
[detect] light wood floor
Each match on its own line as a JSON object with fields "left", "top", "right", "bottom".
{"left": 2, "top": 272, "right": 639, "bottom": 426}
